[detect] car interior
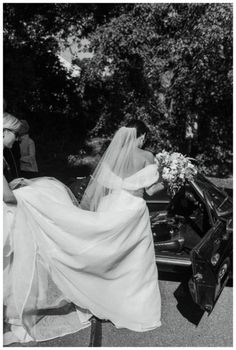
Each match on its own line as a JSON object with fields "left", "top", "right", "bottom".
{"left": 149, "top": 184, "right": 213, "bottom": 255}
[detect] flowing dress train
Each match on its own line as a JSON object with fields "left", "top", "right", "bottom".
{"left": 3, "top": 164, "right": 161, "bottom": 344}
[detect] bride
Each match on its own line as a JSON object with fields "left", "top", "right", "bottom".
{"left": 3, "top": 114, "right": 162, "bottom": 344}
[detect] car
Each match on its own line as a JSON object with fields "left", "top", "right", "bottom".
{"left": 67, "top": 171, "right": 232, "bottom": 314}
{"left": 145, "top": 172, "right": 232, "bottom": 313}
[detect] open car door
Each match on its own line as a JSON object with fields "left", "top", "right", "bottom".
{"left": 188, "top": 191, "right": 232, "bottom": 313}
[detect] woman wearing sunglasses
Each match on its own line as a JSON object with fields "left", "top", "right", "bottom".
{"left": 3, "top": 113, "right": 21, "bottom": 204}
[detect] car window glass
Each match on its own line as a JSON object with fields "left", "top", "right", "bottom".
{"left": 194, "top": 175, "right": 231, "bottom": 213}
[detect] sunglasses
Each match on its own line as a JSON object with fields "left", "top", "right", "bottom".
{"left": 4, "top": 128, "right": 19, "bottom": 138}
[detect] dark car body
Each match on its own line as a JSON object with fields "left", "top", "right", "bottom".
{"left": 145, "top": 173, "right": 232, "bottom": 313}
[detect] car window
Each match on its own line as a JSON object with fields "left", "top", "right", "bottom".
{"left": 194, "top": 175, "right": 232, "bottom": 213}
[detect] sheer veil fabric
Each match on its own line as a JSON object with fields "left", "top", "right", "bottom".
{"left": 4, "top": 127, "right": 162, "bottom": 345}
{"left": 80, "top": 127, "right": 138, "bottom": 211}
{"left": 4, "top": 178, "right": 90, "bottom": 345}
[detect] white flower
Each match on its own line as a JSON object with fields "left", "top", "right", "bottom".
{"left": 156, "top": 149, "right": 198, "bottom": 197}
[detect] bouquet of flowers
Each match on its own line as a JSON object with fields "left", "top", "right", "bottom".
{"left": 156, "top": 151, "right": 198, "bottom": 197}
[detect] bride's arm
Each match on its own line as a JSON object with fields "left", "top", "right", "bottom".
{"left": 145, "top": 153, "right": 164, "bottom": 196}
{"left": 145, "top": 182, "right": 164, "bottom": 196}
{"left": 3, "top": 175, "right": 17, "bottom": 204}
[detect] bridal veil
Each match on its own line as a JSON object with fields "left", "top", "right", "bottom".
{"left": 80, "top": 126, "right": 138, "bottom": 211}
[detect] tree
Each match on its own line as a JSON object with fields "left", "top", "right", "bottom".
{"left": 3, "top": 4, "right": 125, "bottom": 155}
{"left": 76, "top": 3, "right": 232, "bottom": 175}
{"left": 4, "top": 3, "right": 233, "bottom": 175}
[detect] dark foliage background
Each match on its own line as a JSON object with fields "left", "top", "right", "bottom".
{"left": 3, "top": 3, "right": 232, "bottom": 177}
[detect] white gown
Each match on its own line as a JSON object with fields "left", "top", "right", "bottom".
{"left": 3, "top": 164, "right": 161, "bottom": 344}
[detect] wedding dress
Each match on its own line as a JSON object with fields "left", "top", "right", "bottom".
{"left": 3, "top": 128, "right": 162, "bottom": 344}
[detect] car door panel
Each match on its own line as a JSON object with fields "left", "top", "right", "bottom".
{"left": 189, "top": 220, "right": 232, "bottom": 312}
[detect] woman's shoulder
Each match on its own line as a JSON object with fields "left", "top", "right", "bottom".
{"left": 138, "top": 149, "right": 154, "bottom": 165}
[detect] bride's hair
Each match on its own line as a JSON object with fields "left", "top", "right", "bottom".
{"left": 3, "top": 112, "right": 22, "bottom": 132}
{"left": 126, "top": 120, "right": 149, "bottom": 137}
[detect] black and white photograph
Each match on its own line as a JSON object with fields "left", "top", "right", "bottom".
{"left": 2, "top": 1, "right": 233, "bottom": 347}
